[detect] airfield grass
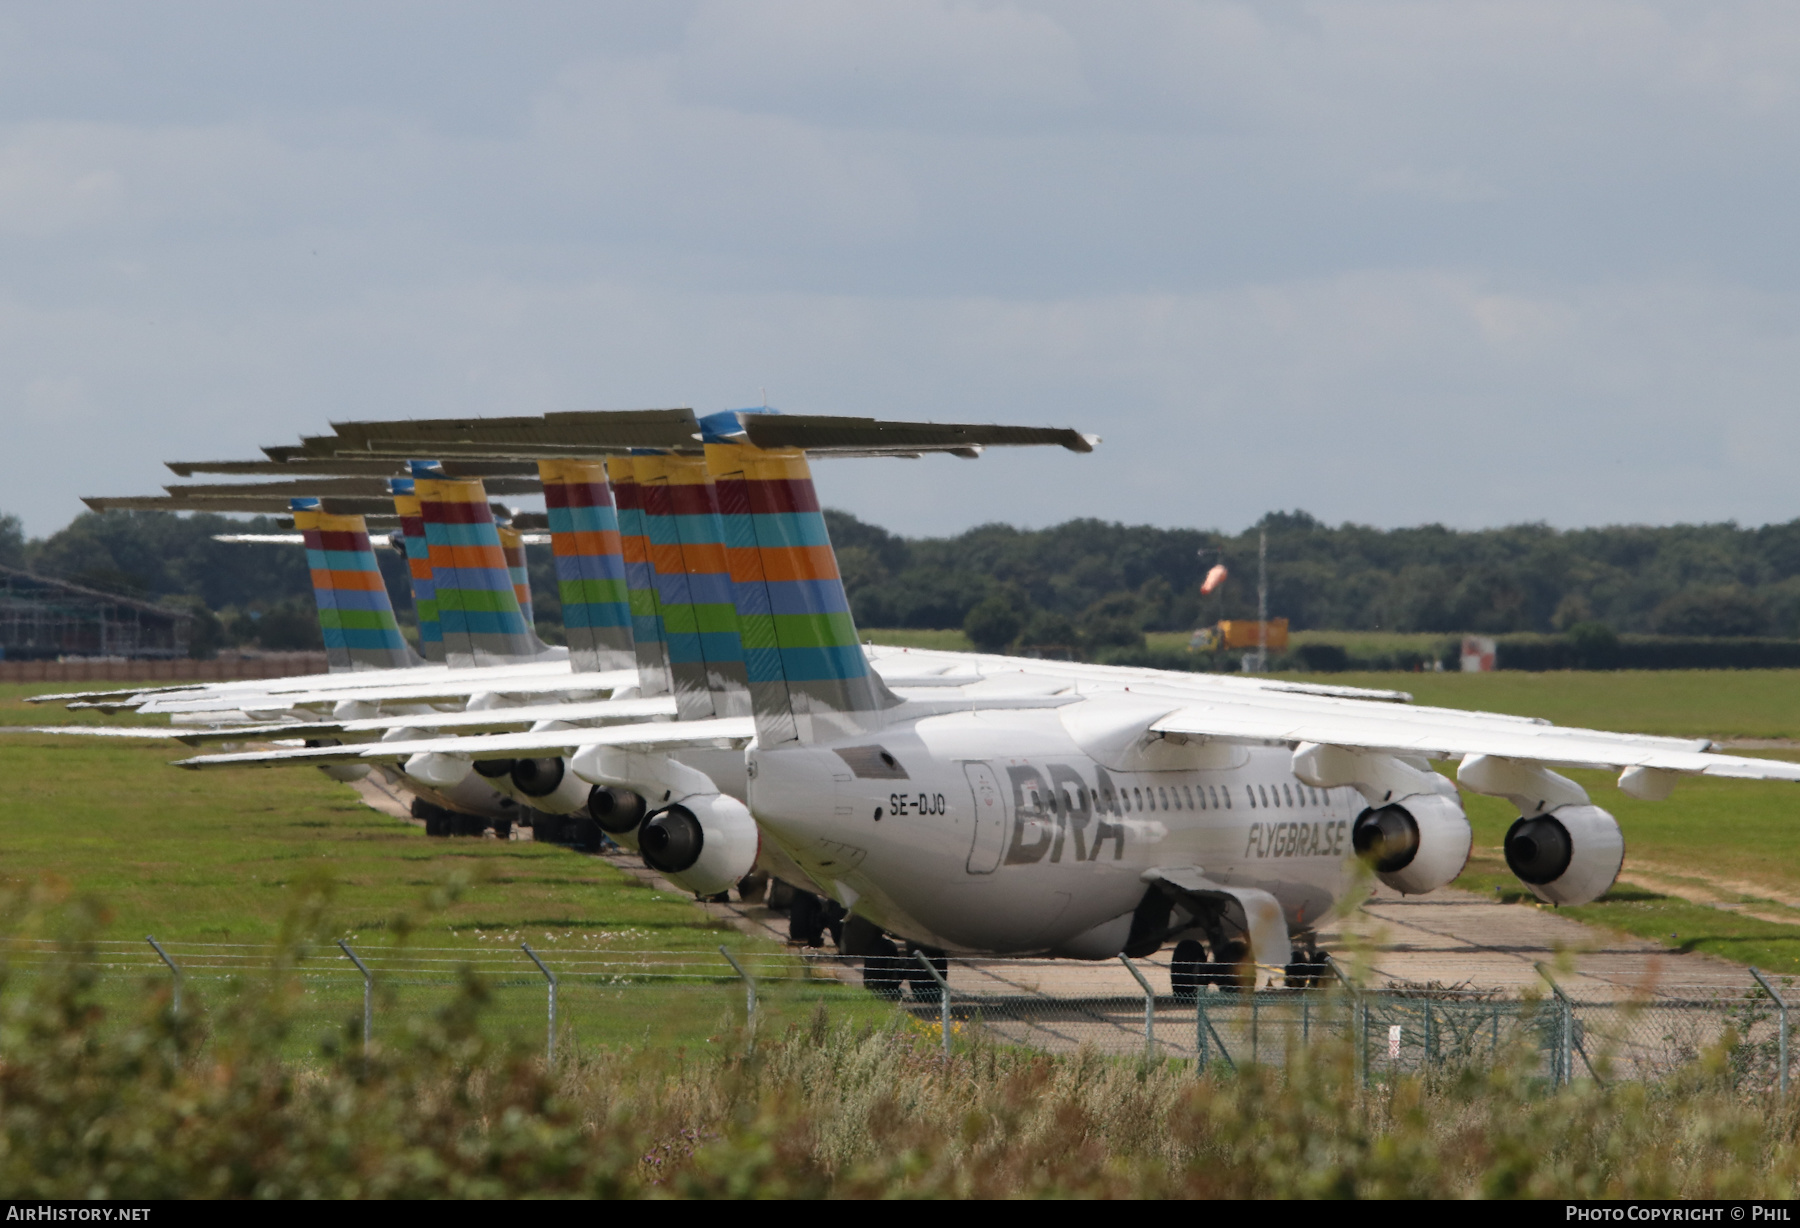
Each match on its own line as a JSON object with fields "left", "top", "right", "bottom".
{"left": 0, "top": 683, "right": 891, "bottom": 1053}
{"left": 861, "top": 627, "right": 975, "bottom": 651}
{"left": 10, "top": 670, "right": 1800, "bottom": 980}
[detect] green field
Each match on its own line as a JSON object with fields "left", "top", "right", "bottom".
{"left": 9, "top": 669, "right": 1800, "bottom": 979}
{"left": 0, "top": 683, "right": 890, "bottom": 1050}
{"left": 861, "top": 627, "right": 975, "bottom": 651}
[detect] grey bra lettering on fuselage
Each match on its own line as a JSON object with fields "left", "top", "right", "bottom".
{"left": 999, "top": 762, "right": 1350, "bottom": 866}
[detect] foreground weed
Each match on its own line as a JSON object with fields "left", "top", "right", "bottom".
{"left": 0, "top": 886, "right": 1796, "bottom": 1198}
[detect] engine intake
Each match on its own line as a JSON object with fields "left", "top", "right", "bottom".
{"left": 590, "top": 786, "right": 647, "bottom": 834}
{"left": 1351, "top": 792, "right": 1471, "bottom": 895}
{"left": 1352, "top": 806, "right": 1419, "bottom": 873}
{"left": 511, "top": 758, "right": 565, "bottom": 797}
{"left": 640, "top": 806, "right": 705, "bottom": 874}
{"left": 508, "top": 756, "right": 593, "bottom": 815}
{"left": 1503, "top": 805, "right": 1622, "bottom": 906}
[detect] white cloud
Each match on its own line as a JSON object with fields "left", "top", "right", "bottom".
{"left": 675, "top": 0, "right": 1092, "bottom": 127}
{"left": 2, "top": 1, "right": 1800, "bottom": 543}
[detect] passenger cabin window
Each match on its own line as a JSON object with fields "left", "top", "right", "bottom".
{"left": 1183, "top": 785, "right": 1194, "bottom": 808}
{"left": 1282, "top": 783, "right": 1293, "bottom": 807}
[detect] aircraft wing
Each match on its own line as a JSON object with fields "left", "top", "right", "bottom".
{"left": 118, "top": 670, "right": 637, "bottom": 717}
{"left": 168, "top": 695, "right": 681, "bottom": 744}
{"left": 3, "top": 726, "right": 190, "bottom": 739}
{"left": 1148, "top": 701, "right": 1800, "bottom": 781}
{"left": 41, "top": 659, "right": 596, "bottom": 710}
{"left": 863, "top": 644, "right": 1415, "bottom": 704}
{"left": 172, "top": 717, "right": 757, "bottom": 769}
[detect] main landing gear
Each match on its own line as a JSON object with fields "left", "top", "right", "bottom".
{"left": 1169, "top": 937, "right": 1333, "bottom": 995}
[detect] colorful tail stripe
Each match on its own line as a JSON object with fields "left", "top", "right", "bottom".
{"left": 387, "top": 479, "right": 443, "bottom": 662}
{"left": 608, "top": 456, "right": 671, "bottom": 697}
{"left": 705, "top": 442, "right": 896, "bottom": 743}
{"left": 634, "top": 454, "right": 752, "bottom": 720}
{"left": 497, "top": 524, "right": 536, "bottom": 625}
{"left": 292, "top": 501, "right": 418, "bottom": 672}
{"left": 539, "top": 460, "right": 634, "bottom": 674}
{"left": 411, "top": 465, "right": 546, "bottom": 667}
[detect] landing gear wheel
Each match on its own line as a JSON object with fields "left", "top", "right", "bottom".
{"left": 1170, "top": 939, "right": 1206, "bottom": 1000}
{"left": 533, "top": 814, "right": 565, "bottom": 845}
{"left": 492, "top": 818, "right": 513, "bottom": 841}
{"left": 788, "top": 892, "right": 825, "bottom": 947}
{"left": 905, "top": 950, "right": 948, "bottom": 1001}
{"left": 1306, "top": 949, "right": 1333, "bottom": 990}
{"left": 863, "top": 938, "right": 904, "bottom": 998}
{"left": 569, "top": 817, "right": 601, "bottom": 853}
{"left": 1211, "top": 940, "right": 1251, "bottom": 992}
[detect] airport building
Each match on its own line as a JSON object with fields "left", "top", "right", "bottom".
{"left": 0, "top": 563, "right": 191, "bottom": 661}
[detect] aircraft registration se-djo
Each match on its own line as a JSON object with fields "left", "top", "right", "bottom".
{"left": 94, "top": 406, "right": 1800, "bottom": 993}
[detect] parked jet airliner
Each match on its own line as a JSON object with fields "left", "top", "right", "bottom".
{"left": 155, "top": 412, "right": 1800, "bottom": 989}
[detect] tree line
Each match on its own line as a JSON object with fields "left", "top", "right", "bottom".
{"left": 10, "top": 507, "right": 1800, "bottom": 658}
{"left": 828, "top": 508, "right": 1800, "bottom": 653}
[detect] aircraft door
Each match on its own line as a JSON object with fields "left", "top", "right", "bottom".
{"left": 964, "top": 762, "right": 1007, "bottom": 874}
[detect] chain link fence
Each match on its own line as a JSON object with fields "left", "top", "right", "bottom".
{"left": 6, "top": 937, "right": 1795, "bottom": 1088}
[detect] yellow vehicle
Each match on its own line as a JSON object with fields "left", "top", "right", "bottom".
{"left": 1190, "top": 619, "right": 1289, "bottom": 652}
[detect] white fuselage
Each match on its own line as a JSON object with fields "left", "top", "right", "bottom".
{"left": 746, "top": 705, "right": 1365, "bottom": 957}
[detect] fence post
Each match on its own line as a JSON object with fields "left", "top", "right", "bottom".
{"left": 1197, "top": 989, "right": 1209, "bottom": 1069}
{"left": 721, "top": 947, "right": 758, "bottom": 1050}
{"left": 913, "top": 951, "right": 952, "bottom": 1062}
{"left": 522, "top": 943, "right": 558, "bottom": 1066}
{"left": 338, "top": 939, "right": 373, "bottom": 1054}
{"left": 1118, "top": 955, "right": 1156, "bottom": 1060}
{"left": 1752, "top": 966, "right": 1789, "bottom": 1098}
{"left": 146, "top": 936, "right": 181, "bottom": 1016}
{"left": 1536, "top": 963, "right": 1598, "bottom": 1086}
{"left": 1360, "top": 999, "right": 1370, "bottom": 1088}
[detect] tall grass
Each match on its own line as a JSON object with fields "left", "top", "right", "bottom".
{"left": 1, "top": 884, "right": 1796, "bottom": 1198}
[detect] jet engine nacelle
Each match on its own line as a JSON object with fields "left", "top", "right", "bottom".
{"left": 508, "top": 757, "right": 591, "bottom": 815}
{"left": 637, "top": 793, "right": 758, "bottom": 898}
{"left": 589, "top": 786, "right": 648, "bottom": 850}
{"left": 1351, "top": 792, "right": 1472, "bottom": 895}
{"left": 1504, "top": 804, "right": 1623, "bottom": 906}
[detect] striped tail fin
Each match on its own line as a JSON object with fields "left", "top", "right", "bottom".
{"left": 633, "top": 453, "right": 753, "bottom": 720}
{"left": 607, "top": 456, "right": 672, "bottom": 697}
{"left": 704, "top": 440, "right": 899, "bottom": 744}
{"left": 497, "top": 521, "right": 536, "bottom": 625}
{"left": 291, "top": 499, "right": 420, "bottom": 672}
{"left": 538, "top": 460, "right": 634, "bottom": 674}
{"left": 410, "top": 461, "right": 555, "bottom": 668}
{"left": 386, "top": 478, "right": 443, "bottom": 662}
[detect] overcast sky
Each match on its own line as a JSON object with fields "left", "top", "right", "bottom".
{"left": 4, "top": 1, "right": 1799, "bottom": 539}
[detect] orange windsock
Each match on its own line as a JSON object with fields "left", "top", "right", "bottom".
{"left": 1201, "top": 564, "right": 1228, "bottom": 595}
